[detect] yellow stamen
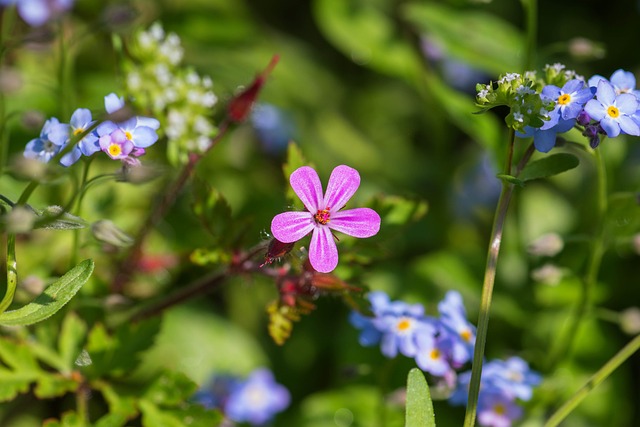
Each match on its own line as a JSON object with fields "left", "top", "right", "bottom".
{"left": 557, "top": 94, "right": 571, "bottom": 105}
{"left": 493, "top": 403, "right": 506, "bottom": 415}
{"left": 430, "top": 349, "right": 441, "bottom": 360}
{"left": 73, "top": 128, "right": 84, "bottom": 136}
{"left": 124, "top": 130, "right": 133, "bottom": 140}
{"left": 397, "top": 318, "right": 411, "bottom": 331}
{"left": 108, "top": 144, "right": 122, "bottom": 157}
{"left": 460, "top": 330, "right": 472, "bottom": 342}
{"left": 607, "top": 105, "right": 620, "bottom": 118}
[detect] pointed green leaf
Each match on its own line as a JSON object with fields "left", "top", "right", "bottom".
{"left": 518, "top": 153, "right": 579, "bottom": 182}
{"left": 283, "top": 142, "right": 311, "bottom": 208}
{"left": 402, "top": 2, "right": 524, "bottom": 75}
{"left": 405, "top": 368, "right": 436, "bottom": 427}
{"left": 496, "top": 173, "right": 525, "bottom": 187}
{"left": 143, "top": 371, "right": 198, "bottom": 406}
{"left": 58, "top": 312, "right": 88, "bottom": 372}
{"left": 0, "top": 259, "right": 94, "bottom": 326}
{"left": 36, "top": 206, "right": 88, "bottom": 230}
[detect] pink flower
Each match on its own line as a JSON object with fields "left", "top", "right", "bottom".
{"left": 271, "top": 165, "right": 381, "bottom": 273}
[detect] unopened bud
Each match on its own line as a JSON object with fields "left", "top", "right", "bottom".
{"left": 261, "top": 237, "right": 294, "bottom": 267}
{"left": 527, "top": 232, "right": 564, "bottom": 257}
{"left": 9, "top": 155, "right": 48, "bottom": 181}
{"left": 531, "top": 263, "right": 564, "bottom": 286}
{"left": 91, "top": 219, "right": 134, "bottom": 248}
{"left": 227, "top": 55, "right": 279, "bottom": 123}
{"left": 620, "top": 307, "right": 640, "bottom": 335}
{"left": 5, "top": 206, "right": 36, "bottom": 234}
{"left": 568, "top": 37, "right": 605, "bottom": 60}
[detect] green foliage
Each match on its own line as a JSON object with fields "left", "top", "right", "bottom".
{"left": 0, "top": 259, "right": 94, "bottom": 326}
{"left": 401, "top": 2, "right": 524, "bottom": 75}
{"left": 518, "top": 153, "right": 580, "bottom": 182}
{"left": 405, "top": 368, "right": 436, "bottom": 427}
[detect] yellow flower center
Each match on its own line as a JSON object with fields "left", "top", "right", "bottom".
{"left": 557, "top": 93, "right": 571, "bottom": 105}
{"left": 314, "top": 208, "right": 331, "bottom": 225}
{"left": 430, "top": 349, "right": 441, "bottom": 360}
{"left": 124, "top": 130, "right": 133, "bottom": 140}
{"left": 396, "top": 318, "right": 412, "bottom": 332}
{"left": 607, "top": 105, "right": 620, "bottom": 118}
{"left": 460, "top": 330, "right": 472, "bottom": 342}
{"left": 493, "top": 403, "right": 506, "bottom": 415}
{"left": 108, "top": 143, "right": 122, "bottom": 157}
{"left": 73, "top": 128, "right": 84, "bottom": 136}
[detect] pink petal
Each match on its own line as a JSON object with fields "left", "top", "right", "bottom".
{"left": 290, "top": 166, "right": 323, "bottom": 212}
{"left": 329, "top": 208, "right": 381, "bottom": 238}
{"left": 271, "top": 211, "right": 314, "bottom": 243}
{"left": 309, "top": 227, "right": 338, "bottom": 273}
{"left": 324, "top": 165, "right": 360, "bottom": 211}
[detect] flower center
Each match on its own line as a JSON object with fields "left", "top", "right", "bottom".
{"left": 73, "top": 128, "right": 84, "bottom": 136}
{"left": 44, "top": 140, "right": 55, "bottom": 151}
{"left": 607, "top": 105, "right": 620, "bottom": 118}
{"left": 460, "top": 329, "right": 472, "bottom": 342}
{"left": 396, "top": 318, "right": 412, "bottom": 332}
{"left": 557, "top": 93, "right": 571, "bottom": 105}
{"left": 124, "top": 130, "right": 133, "bottom": 140}
{"left": 108, "top": 143, "right": 122, "bottom": 157}
{"left": 493, "top": 403, "right": 506, "bottom": 415}
{"left": 430, "top": 349, "right": 441, "bottom": 360}
{"left": 314, "top": 208, "right": 331, "bottom": 225}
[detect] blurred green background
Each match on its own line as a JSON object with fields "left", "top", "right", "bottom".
{"left": 1, "top": 0, "right": 640, "bottom": 426}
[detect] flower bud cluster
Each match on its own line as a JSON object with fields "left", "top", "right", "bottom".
{"left": 476, "top": 64, "right": 640, "bottom": 153}
{"left": 124, "top": 22, "right": 219, "bottom": 165}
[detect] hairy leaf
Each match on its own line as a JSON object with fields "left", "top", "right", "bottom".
{"left": 406, "top": 368, "right": 436, "bottom": 427}
{"left": 0, "top": 259, "right": 94, "bottom": 326}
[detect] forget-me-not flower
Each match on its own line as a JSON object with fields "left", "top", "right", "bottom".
{"left": 584, "top": 80, "right": 640, "bottom": 138}
{"left": 23, "top": 117, "right": 68, "bottom": 163}
{"left": 542, "top": 79, "right": 594, "bottom": 123}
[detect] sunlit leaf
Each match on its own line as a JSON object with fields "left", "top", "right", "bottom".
{"left": 402, "top": 2, "right": 524, "bottom": 75}
{"left": 0, "top": 259, "right": 94, "bottom": 326}
{"left": 406, "top": 368, "right": 436, "bottom": 427}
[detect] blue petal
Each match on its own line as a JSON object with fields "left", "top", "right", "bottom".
{"left": 533, "top": 129, "right": 557, "bottom": 153}
{"left": 619, "top": 116, "right": 640, "bottom": 136}
{"left": 131, "top": 126, "right": 158, "bottom": 148}
{"left": 610, "top": 69, "right": 636, "bottom": 92}
{"left": 616, "top": 93, "right": 638, "bottom": 114}
{"left": 600, "top": 117, "right": 621, "bottom": 137}
{"left": 596, "top": 80, "right": 616, "bottom": 105}
{"left": 104, "top": 93, "right": 124, "bottom": 114}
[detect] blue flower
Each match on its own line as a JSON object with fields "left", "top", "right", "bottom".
{"left": 414, "top": 325, "right": 454, "bottom": 376}
{"left": 542, "top": 79, "right": 594, "bottom": 123}
{"left": 97, "top": 93, "right": 160, "bottom": 161}
{"left": 250, "top": 103, "right": 296, "bottom": 155}
{"left": 483, "top": 357, "right": 541, "bottom": 401}
{"left": 1, "top": 0, "right": 74, "bottom": 27}
{"left": 194, "top": 369, "right": 290, "bottom": 426}
{"left": 349, "top": 291, "right": 392, "bottom": 347}
{"left": 516, "top": 118, "right": 575, "bottom": 153}
{"left": 588, "top": 69, "right": 640, "bottom": 98}
{"left": 477, "top": 389, "right": 523, "bottom": 427}
{"left": 438, "top": 291, "right": 476, "bottom": 367}
{"left": 372, "top": 299, "right": 433, "bottom": 358}
{"left": 225, "top": 369, "right": 290, "bottom": 426}
{"left": 23, "top": 117, "right": 68, "bottom": 163}
{"left": 584, "top": 80, "right": 640, "bottom": 137}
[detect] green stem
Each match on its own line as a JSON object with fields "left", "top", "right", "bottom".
{"left": 463, "top": 130, "right": 518, "bottom": 427}
{"left": 70, "top": 158, "right": 93, "bottom": 267}
{"left": 546, "top": 146, "right": 607, "bottom": 370}
{"left": 544, "top": 334, "right": 640, "bottom": 427}
{"left": 0, "top": 233, "right": 17, "bottom": 314}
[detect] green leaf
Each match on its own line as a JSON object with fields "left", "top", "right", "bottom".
{"left": 42, "top": 411, "right": 86, "bottom": 427}
{"left": 86, "top": 318, "right": 161, "bottom": 378}
{"left": 58, "top": 312, "right": 88, "bottom": 372}
{"left": 606, "top": 192, "right": 640, "bottom": 238}
{"left": 34, "top": 374, "right": 78, "bottom": 399}
{"left": 314, "top": 0, "right": 421, "bottom": 77}
{"left": 405, "top": 368, "right": 436, "bottom": 427}
{"left": 283, "top": 142, "right": 311, "bottom": 209}
{"left": 518, "top": 153, "right": 580, "bottom": 182}
{"left": 496, "top": 173, "right": 525, "bottom": 187}
{"left": 35, "top": 206, "right": 88, "bottom": 230}
{"left": 191, "top": 181, "right": 233, "bottom": 244}
{"left": 402, "top": 2, "right": 524, "bottom": 75}
{"left": 143, "top": 371, "right": 198, "bottom": 406}
{"left": 369, "top": 194, "right": 428, "bottom": 227}
{"left": 0, "top": 259, "right": 94, "bottom": 326}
